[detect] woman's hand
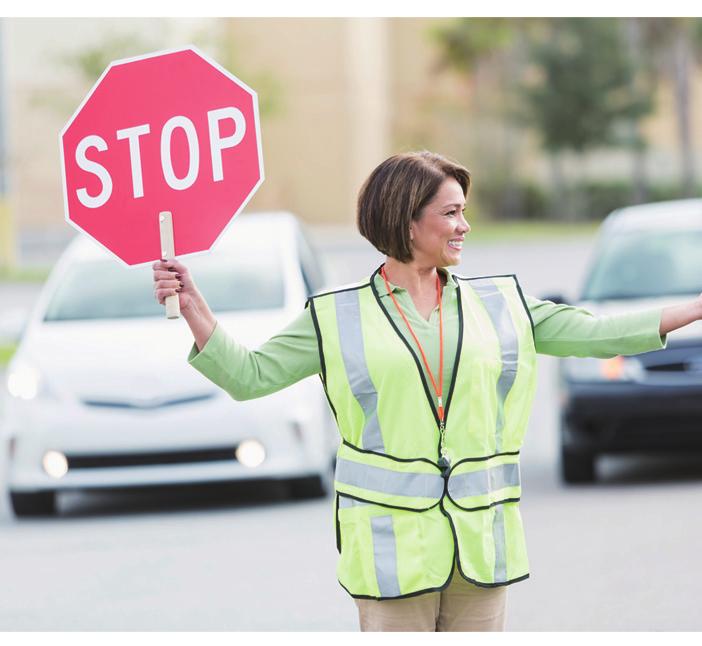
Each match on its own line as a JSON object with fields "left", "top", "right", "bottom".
{"left": 659, "top": 296, "right": 702, "bottom": 336}
{"left": 152, "top": 259, "right": 217, "bottom": 350}
{"left": 152, "top": 258, "right": 198, "bottom": 313}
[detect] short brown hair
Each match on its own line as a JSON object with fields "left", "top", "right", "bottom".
{"left": 357, "top": 151, "right": 471, "bottom": 263}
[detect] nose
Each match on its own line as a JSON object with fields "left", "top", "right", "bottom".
{"left": 458, "top": 214, "right": 471, "bottom": 234}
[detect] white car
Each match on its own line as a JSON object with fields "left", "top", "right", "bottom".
{"left": 2, "top": 212, "right": 337, "bottom": 516}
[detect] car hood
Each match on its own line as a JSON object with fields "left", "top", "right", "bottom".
{"left": 577, "top": 294, "right": 702, "bottom": 342}
{"left": 18, "top": 309, "right": 297, "bottom": 405}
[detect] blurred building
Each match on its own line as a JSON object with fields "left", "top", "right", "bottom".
{"left": 2, "top": 17, "right": 701, "bottom": 264}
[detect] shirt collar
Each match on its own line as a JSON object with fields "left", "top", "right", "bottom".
{"left": 373, "top": 265, "right": 458, "bottom": 299}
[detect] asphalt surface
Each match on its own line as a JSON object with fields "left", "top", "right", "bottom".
{"left": 1, "top": 230, "right": 701, "bottom": 630}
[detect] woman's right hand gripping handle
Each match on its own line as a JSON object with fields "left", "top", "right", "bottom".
{"left": 152, "top": 259, "right": 217, "bottom": 352}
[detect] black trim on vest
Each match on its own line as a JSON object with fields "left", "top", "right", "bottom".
{"left": 449, "top": 450, "right": 520, "bottom": 468}
{"left": 335, "top": 493, "right": 341, "bottom": 553}
{"left": 336, "top": 491, "right": 441, "bottom": 514}
{"left": 307, "top": 297, "right": 338, "bottom": 423}
{"left": 338, "top": 499, "right": 529, "bottom": 599}
{"left": 445, "top": 495, "right": 522, "bottom": 513}
{"left": 309, "top": 282, "right": 371, "bottom": 300}
{"left": 441, "top": 277, "right": 464, "bottom": 456}
{"left": 338, "top": 574, "right": 456, "bottom": 602}
{"left": 368, "top": 264, "right": 442, "bottom": 433}
{"left": 440, "top": 498, "right": 530, "bottom": 589}
{"left": 454, "top": 272, "right": 520, "bottom": 282}
{"left": 341, "top": 438, "right": 442, "bottom": 469}
{"left": 513, "top": 277, "right": 536, "bottom": 343}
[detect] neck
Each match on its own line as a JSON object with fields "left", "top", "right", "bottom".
{"left": 382, "top": 257, "right": 444, "bottom": 295}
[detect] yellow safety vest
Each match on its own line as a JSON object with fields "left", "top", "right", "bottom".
{"left": 307, "top": 268, "right": 537, "bottom": 599}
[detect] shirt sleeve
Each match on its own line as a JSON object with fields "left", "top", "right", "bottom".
{"left": 187, "top": 306, "right": 322, "bottom": 400}
{"left": 524, "top": 294, "right": 668, "bottom": 358}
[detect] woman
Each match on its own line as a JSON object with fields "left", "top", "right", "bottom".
{"left": 152, "top": 151, "right": 701, "bottom": 631}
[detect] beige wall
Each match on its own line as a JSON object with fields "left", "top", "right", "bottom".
{"left": 3, "top": 17, "right": 702, "bottom": 242}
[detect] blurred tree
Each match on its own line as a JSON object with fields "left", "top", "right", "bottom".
{"left": 637, "top": 18, "right": 702, "bottom": 197}
{"left": 433, "top": 18, "right": 655, "bottom": 220}
{"left": 518, "top": 18, "right": 653, "bottom": 219}
{"left": 29, "top": 32, "right": 158, "bottom": 115}
{"left": 433, "top": 18, "right": 536, "bottom": 219}
{"left": 34, "top": 25, "right": 281, "bottom": 120}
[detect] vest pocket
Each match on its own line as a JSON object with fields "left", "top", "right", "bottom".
{"left": 334, "top": 442, "right": 444, "bottom": 511}
{"left": 446, "top": 453, "right": 521, "bottom": 511}
{"left": 444, "top": 497, "right": 529, "bottom": 585}
{"left": 336, "top": 494, "right": 453, "bottom": 598}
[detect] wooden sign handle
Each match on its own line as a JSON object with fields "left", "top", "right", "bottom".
{"left": 159, "top": 211, "right": 180, "bottom": 320}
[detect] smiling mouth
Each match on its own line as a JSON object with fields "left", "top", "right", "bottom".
{"left": 448, "top": 240, "right": 463, "bottom": 250}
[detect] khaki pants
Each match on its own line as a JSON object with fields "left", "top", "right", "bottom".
{"left": 353, "top": 563, "right": 508, "bottom": 632}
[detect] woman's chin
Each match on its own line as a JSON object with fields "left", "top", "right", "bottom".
{"left": 442, "top": 251, "right": 462, "bottom": 266}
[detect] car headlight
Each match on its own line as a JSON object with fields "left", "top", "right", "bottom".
{"left": 561, "top": 356, "right": 645, "bottom": 382}
{"left": 6, "top": 362, "right": 42, "bottom": 400}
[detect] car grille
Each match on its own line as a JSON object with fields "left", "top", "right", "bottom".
{"left": 66, "top": 446, "right": 239, "bottom": 469}
{"left": 638, "top": 341, "right": 702, "bottom": 381}
{"left": 81, "top": 392, "right": 216, "bottom": 410}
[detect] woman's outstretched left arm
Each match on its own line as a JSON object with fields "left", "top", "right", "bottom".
{"left": 659, "top": 295, "right": 702, "bottom": 336}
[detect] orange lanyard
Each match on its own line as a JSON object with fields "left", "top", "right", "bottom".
{"left": 380, "top": 266, "right": 445, "bottom": 426}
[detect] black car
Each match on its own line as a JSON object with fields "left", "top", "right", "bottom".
{"left": 548, "top": 199, "right": 702, "bottom": 483}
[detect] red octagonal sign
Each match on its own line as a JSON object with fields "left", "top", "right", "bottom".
{"left": 60, "top": 46, "right": 264, "bottom": 265}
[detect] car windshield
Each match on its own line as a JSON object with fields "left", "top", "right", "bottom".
{"left": 581, "top": 228, "right": 702, "bottom": 301}
{"left": 44, "top": 249, "right": 285, "bottom": 321}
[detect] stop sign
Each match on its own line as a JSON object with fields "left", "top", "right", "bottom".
{"left": 60, "top": 46, "right": 264, "bottom": 266}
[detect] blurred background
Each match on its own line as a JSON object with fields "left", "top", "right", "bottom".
{"left": 1, "top": 16, "right": 702, "bottom": 631}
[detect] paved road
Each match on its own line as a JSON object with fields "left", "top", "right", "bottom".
{"left": 1, "top": 231, "right": 701, "bottom": 630}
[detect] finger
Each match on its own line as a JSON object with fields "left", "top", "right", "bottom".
{"left": 155, "top": 287, "right": 180, "bottom": 302}
{"left": 160, "top": 259, "right": 188, "bottom": 274}
{"left": 153, "top": 270, "right": 182, "bottom": 281}
{"left": 154, "top": 279, "right": 182, "bottom": 291}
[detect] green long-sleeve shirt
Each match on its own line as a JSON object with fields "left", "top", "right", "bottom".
{"left": 188, "top": 267, "right": 668, "bottom": 400}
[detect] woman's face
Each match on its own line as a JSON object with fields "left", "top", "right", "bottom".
{"left": 409, "top": 177, "right": 471, "bottom": 267}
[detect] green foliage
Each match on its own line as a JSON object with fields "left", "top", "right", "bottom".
{"left": 60, "top": 33, "right": 158, "bottom": 85}
{"left": 519, "top": 19, "right": 653, "bottom": 153}
{"left": 472, "top": 178, "right": 701, "bottom": 222}
{"left": 0, "top": 266, "right": 50, "bottom": 283}
{"left": 0, "top": 343, "right": 17, "bottom": 367}
{"left": 471, "top": 179, "right": 549, "bottom": 221}
{"left": 432, "top": 18, "right": 515, "bottom": 72}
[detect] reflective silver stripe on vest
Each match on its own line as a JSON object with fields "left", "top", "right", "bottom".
{"left": 338, "top": 495, "right": 371, "bottom": 509}
{"left": 492, "top": 504, "right": 507, "bottom": 583}
{"left": 447, "top": 463, "right": 520, "bottom": 501}
{"left": 335, "top": 458, "right": 444, "bottom": 500}
{"left": 370, "top": 515, "right": 401, "bottom": 597}
{"left": 470, "top": 279, "right": 520, "bottom": 453}
{"left": 334, "top": 289, "right": 385, "bottom": 452}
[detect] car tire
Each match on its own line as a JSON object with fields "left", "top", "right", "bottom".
{"left": 561, "top": 447, "right": 596, "bottom": 484}
{"left": 288, "top": 475, "right": 328, "bottom": 500}
{"left": 9, "top": 490, "right": 57, "bottom": 517}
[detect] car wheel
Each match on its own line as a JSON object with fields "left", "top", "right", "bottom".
{"left": 9, "top": 490, "right": 57, "bottom": 517}
{"left": 288, "top": 475, "right": 328, "bottom": 500}
{"left": 561, "top": 447, "right": 596, "bottom": 484}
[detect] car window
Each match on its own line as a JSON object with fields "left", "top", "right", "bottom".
{"left": 43, "top": 250, "right": 285, "bottom": 321}
{"left": 581, "top": 229, "right": 702, "bottom": 301}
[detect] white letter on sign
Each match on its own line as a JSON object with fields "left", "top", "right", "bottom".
{"left": 75, "top": 135, "right": 113, "bottom": 208}
{"left": 116, "top": 124, "right": 151, "bottom": 198}
{"left": 161, "top": 116, "right": 199, "bottom": 191}
{"left": 207, "top": 107, "right": 246, "bottom": 182}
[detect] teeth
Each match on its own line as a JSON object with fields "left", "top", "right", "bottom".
{"left": 448, "top": 241, "right": 463, "bottom": 249}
